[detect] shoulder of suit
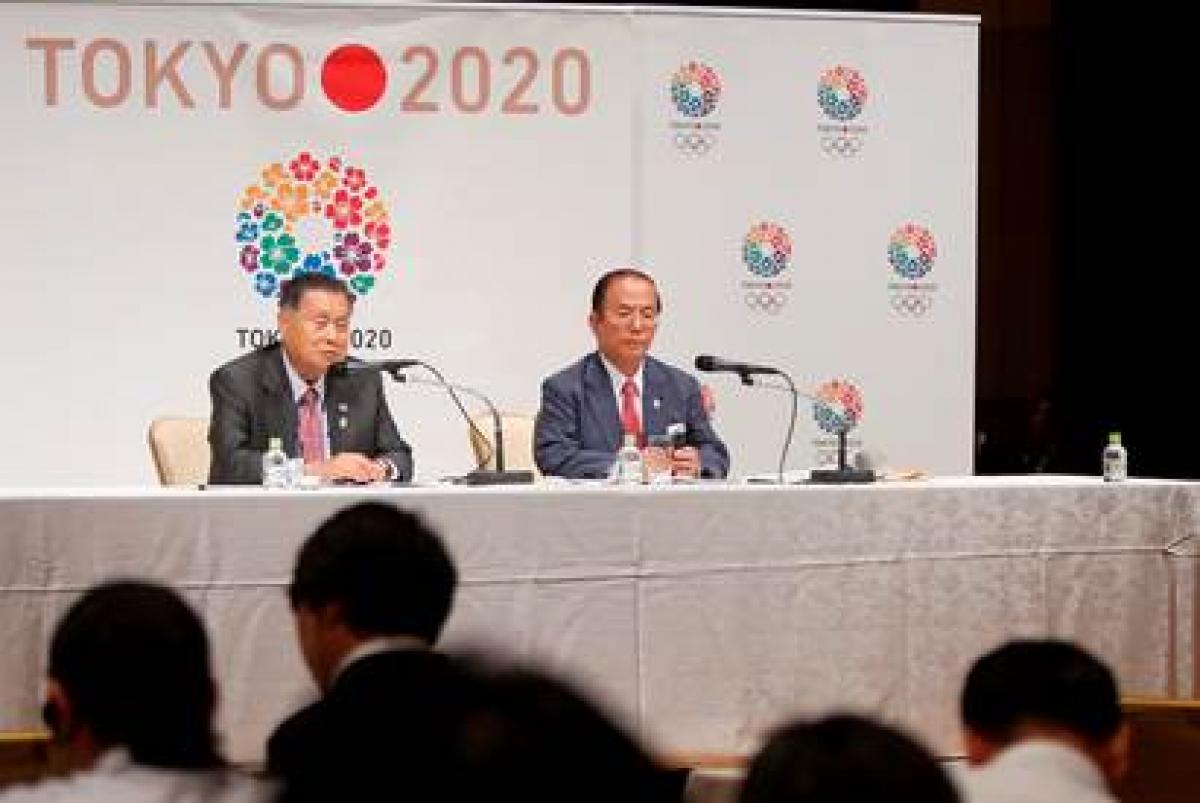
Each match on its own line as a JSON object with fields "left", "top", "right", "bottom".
{"left": 646, "top": 355, "right": 700, "bottom": 389}
{"left": 212, "top": 343, "right": 278, "bottom": 380}
{"left": 542, "top": 353, "right": 595, "bottom": 388}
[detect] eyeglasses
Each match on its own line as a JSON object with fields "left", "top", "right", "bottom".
{"left": 608, "top": 308, "right": 659, "bottom": 326}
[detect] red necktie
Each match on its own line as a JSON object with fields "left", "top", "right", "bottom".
{"left": 298, "top": 386, "right": 325, "bottom": 463}
{"left": 620, "top": 378, "right": 642, "bottom": 444}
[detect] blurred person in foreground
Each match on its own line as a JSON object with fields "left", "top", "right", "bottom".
{"left": 265, "top": 502, "right": 458, "bottom": 803}
{"left": 958, "top": 639, "right": 1129, "bottom": 803}
{"left": 739, "top": 714, "right": 960, "bottom": 803}
{"left": 0, "top": 580, "right": 273, "bottom": 803}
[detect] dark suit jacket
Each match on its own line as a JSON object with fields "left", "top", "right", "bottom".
{"left": 207, "top": 343, "right": 412, "bottom": 484}
{"left": 267, "top": 649, "right": 464, "bottom": 803}
{"left": 534, "top": 352, "right": 730, "bottom": 479}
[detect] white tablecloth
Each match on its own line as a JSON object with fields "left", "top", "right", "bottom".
{"left": 1, "top": 477, "right": 1197, "bottom": 762}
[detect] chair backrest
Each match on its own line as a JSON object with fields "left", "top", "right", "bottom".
{"left": 1117, "top": 696, "right": 1200, "bottom": 803}
{"left": 148, "top": 417, "right": 211, "bottom": 486}
{"left": 469, "top": 412, "right": 539, "bottom": 476}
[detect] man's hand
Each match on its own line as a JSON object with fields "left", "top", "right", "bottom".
{"left": 309, "top": 453, "right": 388, "bottom": 483}
{"left": 670, "top": 446, "right": 701, "bottom": 478}
{"left": 642, "top": 446, "right": 671, "bottom": 478}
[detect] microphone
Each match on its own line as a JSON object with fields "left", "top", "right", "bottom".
{"left": 695, "top": 355, "right": 875, "bottom": 485}
{"left": 382, "top": 366, "right": 534, "bottom": 486}
{"left": 330, "top": 357, "right": 422, "bottom": 376}
{"left": 694, "top": 355, "right": 783, "bottom": 384}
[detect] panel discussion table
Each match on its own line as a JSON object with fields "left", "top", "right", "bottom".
{"left": 1, "top": 476, "right": 1198, "bottom": 763}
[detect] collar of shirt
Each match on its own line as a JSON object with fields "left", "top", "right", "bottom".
{"left": 330, "top": 635, "right": 429, "bottom": 686}
{"left": 281, "top": 350, "right": 327, "bottom": 407}
{"left": 91, "top": 746, "right": 134, "bottom": 776}
{"left": 980, "top": 739, "right": 1111, "bottom": 797}
{"left": 598, "top": 353, "right": 645, "bottom": 410}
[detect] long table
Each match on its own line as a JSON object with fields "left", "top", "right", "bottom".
{"left": 1, "top": 477, "right": 1197, "bottom": 762}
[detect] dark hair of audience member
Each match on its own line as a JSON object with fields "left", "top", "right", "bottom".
{"left": 591, "top": 268, "right": 662, "bottom": 313}
{"left": 739, "top": 714, "right": 960, "bottom": 803}
{"left": 960, "top": 639, "right": 1122, "bottom": 746}
{"left": 277, "top": 272, "right": 354, "bottom": 310}
{"left": 288, "top": 502, "right": 457, "bottom": 643}
{"left": 436, "top": 657, "right": 682, "bottom": 803}
{"left": 47, "top": 580, "right": 221, "bottom": 769}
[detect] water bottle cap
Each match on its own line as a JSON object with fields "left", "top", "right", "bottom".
{"left": 268, "top": 436, "right": 282, "bottom": 449}
{"left": 1108, "top": 431, "right": 1121, "bottom": 445}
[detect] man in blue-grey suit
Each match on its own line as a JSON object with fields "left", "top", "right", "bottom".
{"left": 535, "top": 268, "right": 729, "bottom": 480}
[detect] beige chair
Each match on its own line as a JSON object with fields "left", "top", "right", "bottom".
{"left": 148, "top": 417, "right": 211, "bottom": 486}
{"left": 468, "top": 412, "right": 539, "bottom": 476}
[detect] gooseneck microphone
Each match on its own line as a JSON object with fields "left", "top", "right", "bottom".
{"left": 333, "top": 357, "right": 534, "bottom": 486}
{"left": 694, "top": 354, "right": 875, "bottom": 485}
{"left": 694, "top": 355, "right": 783, "bottom": 384}
{"left": 695, "top": 355, "right": 797, "bottom": 483}
{"left": 330, "top": 357, "right": 422, "bottom": 376}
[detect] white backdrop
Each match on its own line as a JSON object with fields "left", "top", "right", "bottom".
{"left": 0, "top": 3, "right": 978, "bottom": 484}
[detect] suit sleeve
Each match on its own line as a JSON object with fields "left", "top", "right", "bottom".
{"left": 684, "top": 379, "right": 730, "bottom": 479}
{"left": 534, "top": 378, "right": 616, "bottom": 479}
{"left": 207, "top": 366, "right": 264, "bottom": 485}
{"left": 369, "top": 374, "right": 413, "bottom": 481}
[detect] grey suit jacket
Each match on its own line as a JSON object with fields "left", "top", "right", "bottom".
{"left": 534, "top": 352, "right": 730, "bottom": 479}
{"left": 207, "top": 343, "right": 412, "bottom": 485}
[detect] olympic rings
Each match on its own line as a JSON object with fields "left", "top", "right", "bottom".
{"left": 820, "top": 135, "right": 863, "bottom": 157}
{"left": 890, "top": 293, "right": 933, "bottom": 317}
{"left": 674, "top": 130, "right": 716, "bottom": 155}
{"left": 744, "top": 291, "right": 787, "bottom": 314}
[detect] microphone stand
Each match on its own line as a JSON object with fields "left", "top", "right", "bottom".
{"left": 728, "top": 367, "right": 799, "bottom": 485}
{"left": 750, "top": 378, "right": 875, "bottom": 484}
{"left": 808, "top": 428, "right": 875, "bottom": 484}
{"left": 385, "top": 367, "right": 534, "bottom": 486}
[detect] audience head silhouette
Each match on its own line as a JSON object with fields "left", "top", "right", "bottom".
{"left": 739, "top": 714, "right": 960, "bottom": 803}
{"left": 287, "top": 501, "right": 457, "bottom": 690}
{"left": 44, "top": 580, "right": 220, "bottom": 770}
{"left": 432, "top": 657, "right": 683, "bottom": 803}
{"left": 960, "top": 638, "right": 1128, "bottom": 786}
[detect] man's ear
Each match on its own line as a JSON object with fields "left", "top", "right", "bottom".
{"left": 314, "top": 600, "right": 346, "bottom": 630}
{"left": 1097, "top": 722, "right": 1132, "bottom": 787}
{"left": 42, "top": 678, "right": 73, "bottom": 742}
{"left": 963, "top": 728, "right": 1000, "bottom": 766}
{"left": 587, "top": 310, "right": 600, "bottom": 337}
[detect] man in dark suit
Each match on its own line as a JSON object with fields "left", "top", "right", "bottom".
{"left": 207, "top": 273, "right": 411, "bottom": 484}
{"left": 535, "top": 268, "right": 729, "bottom": 479}
{"left": 266, "top": 502, "right": 461, "bottom": 803}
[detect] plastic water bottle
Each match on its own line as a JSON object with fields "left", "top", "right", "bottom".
{"left": 1102, "top": 431, "right": 1127, "bottom": 482}
{"left": 262, "top": 437, "right": 289, "bottom": 489}
{"left": 613, "top": 433, "right": 644, "bottom": 485}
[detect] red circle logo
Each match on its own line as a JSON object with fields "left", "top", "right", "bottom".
{"left": 321, "top": 45, "right": 387, "bottom": 113}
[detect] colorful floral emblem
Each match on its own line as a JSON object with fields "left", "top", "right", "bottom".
{"left": 888, "top": 223, "right": 937, "bottom": 280}
{"left": 742, "top": 222, "right": 792, "bottom": 278}
{"left": 671, "top": 62, "right": 722, "bottom": 118}
{"left": 817, "top": 65, "right": 869, "bottom": 122}
{"left": 235, "top": 152, "right": 390, "bottom": 299}
{"left": 813, "top": 379, "right": 864, "bottom": 434}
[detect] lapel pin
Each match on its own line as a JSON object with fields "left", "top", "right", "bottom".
{"left": 339, "top": 417, "right": 349, "bottom": 429}
{"left": 652, "top": 398, "right": 662, "bottom": 410}
{"left": 338, "top": 402, "right": 349, "bottom": 413}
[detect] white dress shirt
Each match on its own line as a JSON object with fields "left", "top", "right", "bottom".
{"left": 281, "top": 350, "right": 329, "bottom": 459}
{"left": 957, "top": 740, "right": 1118, "bottom": 803}
{"left": 598, "top": 354, "right": 645, "bottom": 430}
{"left": 0, "top": 748, "right": 275, "bottom": 803}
